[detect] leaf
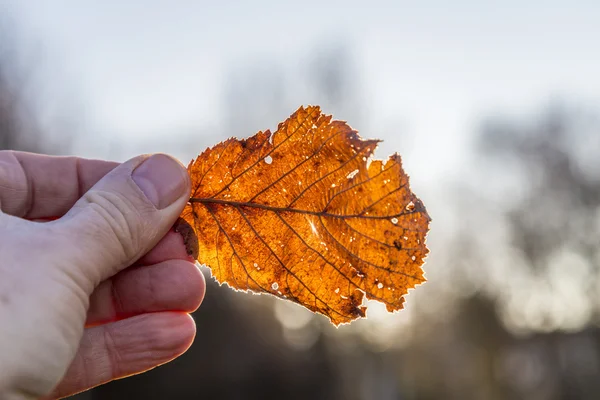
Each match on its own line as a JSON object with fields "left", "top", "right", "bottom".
{"left": 180, "top": 105, "right": 430, "bottom": 325}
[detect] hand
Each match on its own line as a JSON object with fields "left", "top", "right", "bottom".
{"left": 0, "top": 151, "right": 205, "bottom": 399}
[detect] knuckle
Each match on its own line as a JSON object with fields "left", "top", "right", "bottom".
{"left": 0, "top": 151, "right": 29, "bottom": 216}
{"left": 76, "top": 190, "right": 158, "bottom": 266}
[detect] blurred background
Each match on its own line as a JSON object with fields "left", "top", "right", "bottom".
{"left": 2, "top": 1, "right": 600, "bottom": 399}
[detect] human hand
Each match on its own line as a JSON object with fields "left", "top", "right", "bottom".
{"left": 0, "top": 151, "right": 205, "bottom": 399}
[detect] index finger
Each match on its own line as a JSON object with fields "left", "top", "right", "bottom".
{"left": 0, "top": 150, "right": 119, "bottom": 219}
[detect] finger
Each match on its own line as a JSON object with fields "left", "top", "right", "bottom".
{"left": 52, "top": 154, "right": 191, "bottom": 286}
{"left": 0, "top": 150, "right": 118, "bottom": 219}
{"left": 138, "top": 229, "right": 196, "bottom": 266}
{"left": 86, "top": 259, "right": 205, "bottom": 326}
{"left": 46, "top": 312, "right": 196, "bottom": 399}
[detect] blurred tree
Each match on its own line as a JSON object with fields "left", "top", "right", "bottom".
{"left": 1, "top": 15, "right": 74, "bottom": 155}
{"left": 475, "top": 104, "right": 600, "bottom": 331}
{"left": 305, "top": 42, "right": 363, "bottom": 126}
{"left": 221, "top": 41, "right": 364, "bottom": 139}
{"left": 420, "top": 104, "right": 600, "bottom": 400}
{"left": 0, "top": 20, "right": 38, "bottom": 151}
{"left": 0, "top": 18, "right": 69, "bottom": 154}
{"left": 478, "top": 105, "right": 600, "bottom": 274}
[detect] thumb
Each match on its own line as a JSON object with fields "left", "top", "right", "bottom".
{"left": 56, "top": 154, "right": 191, "bottom": 286}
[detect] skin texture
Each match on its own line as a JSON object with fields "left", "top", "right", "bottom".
{"left": 0, "top": 151, "right": 206, "bottom": 399}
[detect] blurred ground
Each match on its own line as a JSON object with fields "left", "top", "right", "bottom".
{"left": 2, "top": 2, "right": 600, "bottom": 399}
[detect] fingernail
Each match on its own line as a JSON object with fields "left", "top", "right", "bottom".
{"left": 132, "top": 154, "right": 189, "bottom": 209}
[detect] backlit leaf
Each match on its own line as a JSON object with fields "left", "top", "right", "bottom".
{"left": 180, "top": 106, "right": 430, "bottom": 325}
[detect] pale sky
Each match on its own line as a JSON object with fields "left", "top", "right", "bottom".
{"left": 3, "top": 0, "right": 600, "bottom": 188}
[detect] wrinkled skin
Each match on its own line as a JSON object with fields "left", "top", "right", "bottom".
{"left": 0, "top": 151, "right": 205, "bottom": 399}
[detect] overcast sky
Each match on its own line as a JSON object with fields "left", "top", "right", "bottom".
{"left": 2, "top": 0, "right": 599, "bottom": 185}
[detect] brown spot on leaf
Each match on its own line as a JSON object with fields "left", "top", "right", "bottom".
{"left": 174, "top": 217, "right": 199, "bottom": 259}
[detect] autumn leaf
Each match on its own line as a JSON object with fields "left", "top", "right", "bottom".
{"left": 180, "top": 105, "right": 430, "bottom": 325}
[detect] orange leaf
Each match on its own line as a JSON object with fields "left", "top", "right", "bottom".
{"left": 180, "top": 106, "right": 430, "bottom": 325}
